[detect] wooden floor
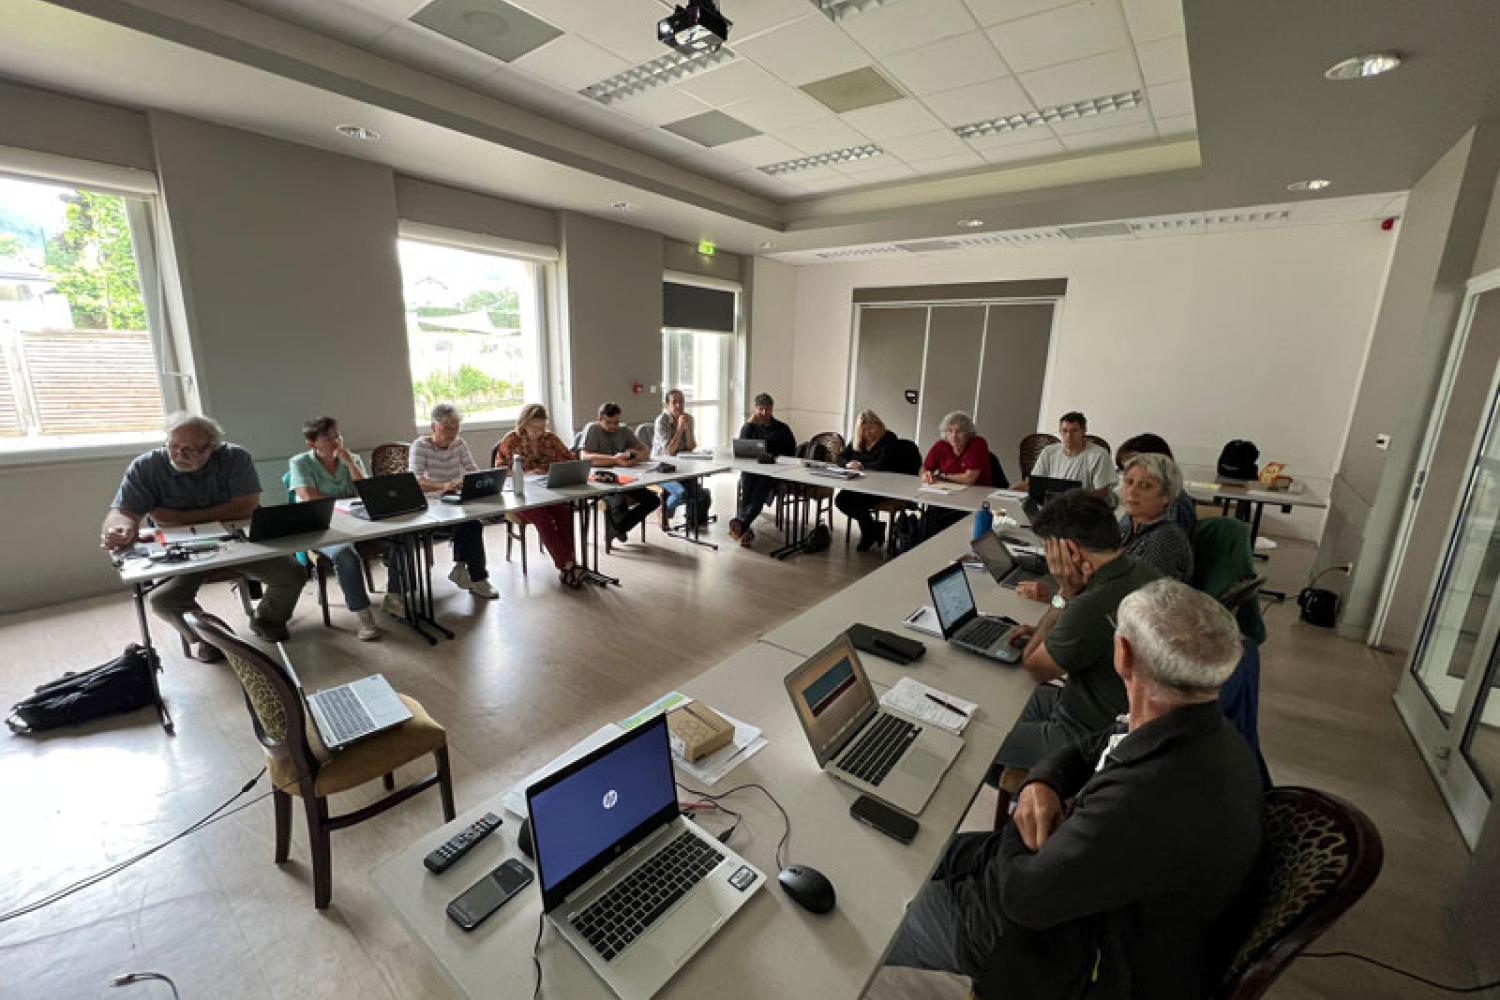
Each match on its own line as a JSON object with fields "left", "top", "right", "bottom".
{"left": 0, "top": 487, "right": 1487, "bottom": 999}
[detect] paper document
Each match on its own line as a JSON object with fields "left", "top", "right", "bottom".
{"left": 918, "top": 483, "right": 963, "bottom": 495}
{"left": 677, "top": 451, "right": 713, "bottom": 460}
{"left": 881, "top": 677, "right": 977, "bottom": 735}
{"left": 155, "top": 522, "right": 232, "bottom": 543}
{"left": 903, "top": 605, "right": 943, "bottom": 637}
{"left": 502, "top": 723, "right": 624, "bottom": 818}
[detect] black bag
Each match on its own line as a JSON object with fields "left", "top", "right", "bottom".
{"left": 1297, "top": 587, "right": 1338, "bottom": 627}
{"left": 887, "top": 510, "right": 925, "bottom": 559}
{"left": 7, "top": 644, "right": 159, "bottom": 734}
{"left": 804, "top": 522, "right": 832, "bottom": 553}
{"left": 1217, "top": 439, "right": 1260, "bottom": 481}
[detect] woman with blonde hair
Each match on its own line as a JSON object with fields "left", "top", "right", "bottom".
{"left": 835, "top": 409, "right": 904, "bottom": 551}
{"left": 496, "top": 403, "right": 586, "bottom": 589}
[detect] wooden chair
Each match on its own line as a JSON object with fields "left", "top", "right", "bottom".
{"left": 780, "top": 432, "right": 844, "bottom": 530}
{"left": 369, "top": 442, "right": 410, "bottom": 477}
{"left": 1086, "top": 433, "right": 1111, "bottom": 456}
{"left": 488, "top": 442, "right": 535, "bottom": 574}
{"left": 185, "top": 611, "right": 455, "bottom": 909}
{"left": 1017, "top": 432, "right": 1059, "bottom": 481}
{"left": 1213, "top": 787, "right": 1384, "bottom": 999}
{"left": 162, "top": 569, "right": 256, "bottom": 657}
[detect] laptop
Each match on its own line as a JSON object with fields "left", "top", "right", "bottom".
{"left": 440, "top": 468, "right": 505, "bottom": 504}
{"left": 275, "top": 644, "right": 411, "bottom": 751}
{"left": 970, "top": 531, "right": 1052, "bottom": 590}
{"left": 544, "top": 458, "right": 592, "bottom": 488}
{"left": 527, "top": 714, "right": 762, "bottom": 1000}
{"left": 783, "top": 634, "right": 963, "bottom": 816}
{"left": 350, "top": 472, "right": 428, "bottom": 520}
{"left": 247, "top": 497, "right": 335, "bottom": 542}
{"left": 1026, "top": 475, "right": 1082, "bottom": 511}
{"left": 732, "top": 438, "right": 768, "bottom": 460}
{"left": 927, "top": 561, "right": 1025, "bottom": 664}
{"left": 991, "top": 493, "right": 1033, "bottom": 528}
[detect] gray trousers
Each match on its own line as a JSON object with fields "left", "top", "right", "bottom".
{"left": 987, "top": 684, "right": 1094, "bottom": 783}
{"left": 885, "top": 832, "right": 996, "bottom": 979}
{"left": 149, "top": 555, "right": 305, "bottom": 638}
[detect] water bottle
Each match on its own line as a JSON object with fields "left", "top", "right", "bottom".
{"left": 511, "top": 454, "right": 525, "bottom": 495}
{"left": 972, "top": 500, "right": 994, "bottom": 541}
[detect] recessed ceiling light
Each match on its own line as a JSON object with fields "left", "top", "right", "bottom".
{"left": 756, "top": 241, "right": 774, "bottom": 249}
{"left": 953, "top": 90, "right": 1142, "bottom": 139}
{"left": 760, "top": 144, "right": 883, "bottom": 176}
{"left": 611, "top": 201, "right": 639, "bottom": 212}
{"left": 1324, "top": 52, "right": 1402, "bottom": 81}
{"left": 1286, "top": 179, "right": 1333, "bottom": 192}
{"left": 957, "top": 219, "right": 984, "bottom": 228}
{"left": 581, "top": 46, "right": 734, "bottom": 104}
{"left": 335, "top": 124, "right": 380, "bottom": 141}
{"left": 815, "top": 0, "right": 900, "bottom": 20}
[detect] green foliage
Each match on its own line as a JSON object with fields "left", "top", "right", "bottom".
{"left": 412, "top": 363, "right": 522, "bottom": 417}
{"left": 42, "top": 190, "right": 146, "bottom": 330}
{"left": 0, "top": 233, "right": 21, "bottom": 257}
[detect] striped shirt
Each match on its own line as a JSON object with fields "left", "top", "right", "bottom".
{"left": 408, "top": 435, "right": 478, "bottom": 485}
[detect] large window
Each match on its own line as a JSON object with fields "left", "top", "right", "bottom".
{"left": 0, "top": 173, "right": 175, "bottom": 451}
{"left": 661, "top": 278, "right": 740, "bottom": 449}
{"left": 397, "top": 237, "right": 544, "bottom": 426}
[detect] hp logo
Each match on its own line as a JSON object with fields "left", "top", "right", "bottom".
{"left": 602, "top": 789, "right": 618, "bottom": 810}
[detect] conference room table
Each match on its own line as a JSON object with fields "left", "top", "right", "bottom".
{"left": 1178, "top": 465, "right": 1328, "bottom": 545}
{"left": 370, "top": 519, "right": 1045, "bottom": 1000}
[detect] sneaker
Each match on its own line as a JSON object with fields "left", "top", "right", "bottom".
{"left": 189, "top": 640, "right": 225, "bottom": 663}
{"left": 728, "top": 518, "right": 745, "bottom": 541}
{"left": 249, "top": 615, "right": 290, "bottom": 643}
{"left": 739, "top": 527, "right": 755, "bottom": 548}
{"left": 448, "top": 563, "right": 472, "bottom": 590}
{"left": 382, "top": 593, "right": 407, "bottom": 619}
{"left": 468, "top": 577, "right": 499, "bottom": 600}
{"left": 857, "top": 521, "right": 887, "bottom": 553}
{"left": 355, "top": 609, "right": 383, "bottom": 641}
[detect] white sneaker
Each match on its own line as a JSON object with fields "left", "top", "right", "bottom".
{"left": 382, "top": 593, "right": 407, "bottom": 618}
{"left": 448, "top": 563, "right": 472, "bottom": 590}
{"left": 468, "top": 577, "right": 499, "bottom": 600}
{"left": 355, "top": 608, "right": 383, "bottom": 641}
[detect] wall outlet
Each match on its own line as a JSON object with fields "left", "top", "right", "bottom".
{"left": 1374, "top": 433, "right": 1391, "bottom": 450}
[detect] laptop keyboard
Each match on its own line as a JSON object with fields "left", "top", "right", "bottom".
{"left": 317, "top": 686, "right": 374, "bottom": 744}
{"left": 571, "top": 831, "right": 724, "bottom": 962}
{"left": 837, "top": 712, "right": 919, "bottom": 786}
{"left": 958, "top": 617, "right": 1009, "bottom": 649}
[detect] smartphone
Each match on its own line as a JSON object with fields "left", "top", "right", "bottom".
{"left": 446, "top": 858, "right": 534, "bottom": 931}
{"left": 850, "top": 795, "right": 919, "bottom": 844}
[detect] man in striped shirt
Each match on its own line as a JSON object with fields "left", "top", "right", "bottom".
{"left": 409, "top": 403, "right": 497, "bottom": 600}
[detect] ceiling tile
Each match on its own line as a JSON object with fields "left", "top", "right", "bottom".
{"left": 660, "top": 108, "right": 762, "bottom": 145}
{"left": 775, "top": 118, "right": 871, "bottom": 154}
{"left": 1147, "top": 79, "right": 1194, "bottom": 118}
{"left": 839, "top": 161, "right": 920, "bottom": 184}
{"left": 367, "top": 22, "right": 500, "bottom": 83}
{"left": 513, "top": 34, "right": 631, "bottom": 91}
{"left": 979, "top": 135, "right": 1065, "bottom": 163}
{"left": 1120, "top": 0, "right": 1185, "bottom": 42}
{"left": 240, "top": 0, "right": 399, "bottom": 46}
{"left": 882, "top": 32, "right": 1012, "bottom": 96}
{"left": 1136, "top": 34, "right": 1189, "bottom": 85}
{"left": 733, "top": 13, "right": 870, "bottom": 86}
{"left": 518, "top": 0, "right": 672, "bottom": 63}
{"left": 791, "top": 174, "right": 859, "bottom": 194}
{"left": 779, "top": 163, "right": 844, "bottom": 183}
{"left": 722, "top": 0, "right": 821, "bottom": 41}
{"left": 881, "top": 128, "right": 974, "bottom": 162}
{"left": 674, "top": 58, "right": 782, "bottom": 107}
{"left": 409, "top": 0, "right": 562, "bottom": 62}
{"left": 615, "top": 86, "right": 715, "bottom": 126}
{"left": 963, "top": 121, "right": 1057, "bottom": 150}
{"left": 839, "top": 0, "right": 978, "bottom": 57}
{"left": 909, "top": 149, "right": 987, "bottom": 173}
{"left": 1058, "top": 120, "right": 1157, "bottom": 151}
{"left": 1018, "top": 48, "right": 1141, "bottom": 106}
{"left": 1048, "top": 102, "right": 1152, "bottom": 135}
{"left": 987, "top": 0, "right": 1132, "bottom": 73}
{"left": 841, "top": 98, "right": 947, "bottom": 139}
{"left": 963, "top": 0, "right": 1073, "bottom": 27}
{"left": 801, "top": 66, "right": 906, "bottom": 113}
{"left": 922, "top": 76, "right": 1035, "bottom": 126}
{"left": 721, "top": 84, "right": 831, "bottom": 132}
{"left": 1154, "top": 112, "right": 1195, "bottom": 137}
{"left": 715, "top": 133, "right": 804, "bottom": 166}
{"left": 836, "top": 155, "right": 917, "bottom": 177}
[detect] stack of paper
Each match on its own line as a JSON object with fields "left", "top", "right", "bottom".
{"left": 880, "top": 677, "right": 977, "bottom": 735}
{"left": 155, "top": 522, "right": 232, "bottom": 543}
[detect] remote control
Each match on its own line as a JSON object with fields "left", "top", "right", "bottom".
{"left": 424, "top": 812, "right": 502, "bottom": 873}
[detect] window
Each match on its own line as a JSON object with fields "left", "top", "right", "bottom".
{"left": 0, "top": 173, "right": 177, "bottom": 452}
{"left": 661, "top": 278, "right": 740, "bottom": 448}
{"left": 397, "top": 237, "right": 545, "bottom": 426}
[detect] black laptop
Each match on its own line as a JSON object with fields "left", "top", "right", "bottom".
{"left": 248, "top": 497, "right": 335, "bottom": 542}
{"left": 351, "top": 473, "right": 428, "bottom": 520}
{"left": 440, "top": 468, "right": 504, "bottom": 504}
{"left": 1023, "top": 475, "right": 1082, "bottom": 519}
{"left": 970, "top": 531, "right": 1051, "bottom": 590}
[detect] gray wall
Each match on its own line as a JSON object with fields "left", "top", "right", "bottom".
{"left": 663, "top": 238, "right": 742, "bottom": 285}
{"left": 0, "top": 77, "right": 153, "bottom": 170}
{"left": 395, "top": 175, "right": 558, "bottom": 248}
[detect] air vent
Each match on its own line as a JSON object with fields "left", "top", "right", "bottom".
{"left": 1059, "top": 222, "right": 1134, "bottom": 240}
{"left": 895, "top": 239, "right": 961, "bottom": 253}
{"left": 1131, "top": 209, "right": 1291, "bottom": 237}
{"left": 815, "top": 246, "right": 904, "bottom": 259}
{"left": 954, "top": 229, "right": 1066, "bottom": 247}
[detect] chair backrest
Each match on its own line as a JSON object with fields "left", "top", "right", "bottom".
{"left": 183, "top": 612, "right": 320, "bottom": 789}
{"left": 988, "top": 451, "right": 1010, "bottom": 489}
{"left": 571, "top": 429, "right": 585, "bottom": 457}
{"left": 1215, "top": 787, "right": 1384, "bottom": 1000}
{"left": 1193, "top": 518, "right": 1267, "bottom": 644}
{"left": 890, "top": 438, "right": 923, "bottom": 475}
{"left": 370, "top": 442, "right": 411, "bottom": 478}
{"left": 1086, "top": 433, "right": 1111, "bottom": 456}
{"left": 799, "top": 431, "right": 845, "bottom": 463}
{"left": 490, "top": 441, "right": 502, "bottom": 468}
{"left": 1219, "top": 576, "right": 1267, "bottom": 614}
{"left": 1018, "top": 432, "right": 1059, "bottom": 481}
{"left": 635, "top": 422, "right": 655, "bottom": 451}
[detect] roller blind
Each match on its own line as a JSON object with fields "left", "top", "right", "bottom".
{"left": 663, "top": 281, "right": 734, "bottom": 332}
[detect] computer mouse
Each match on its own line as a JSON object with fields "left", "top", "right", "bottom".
{"left": 778, "top": 865, "right": 836, "bottom": 914}
{"left": 517, "top": 817, "right": 534, "bottom": 859}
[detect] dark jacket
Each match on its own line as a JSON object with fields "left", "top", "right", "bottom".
{"left": 836, "top": 429, "right": 900, "bottom": 471}
{"left": 737, "top": 417, "right": 796, "bottom": 458}
{"left": 966, "top": 701, "right": 1263, "bottom": 999}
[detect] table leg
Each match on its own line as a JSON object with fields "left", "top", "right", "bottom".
{"left": 665, "top": 476, "right": 718, "bottom": 551}
{"left": 133, "top": 583, "right": 175, "bottom": 735}
{"left": 390, "top": 533, "right": 450, "bottom": 644}
{"left": 575, "top": 499, "right": 620, "bottom": 587}
{"left": 770, "top": 482, "right": 813, "bottom": 559}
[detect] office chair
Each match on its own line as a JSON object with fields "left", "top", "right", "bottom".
{"left": 368, "top": 442, "right": 410, "bottom": 478}
{"left": 1017, "top": 433, "right": 1059, "bottom": 481}
{"left": 1085, "top": 433, "right": 1111, "bottom": 456}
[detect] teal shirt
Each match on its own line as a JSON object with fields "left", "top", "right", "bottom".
{"left": 287, "top": 450, "right": 365, "bottom": 499}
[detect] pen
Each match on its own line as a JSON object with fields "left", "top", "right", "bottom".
{"left": 924, "top": 692, "right": 969, "bottom": 717}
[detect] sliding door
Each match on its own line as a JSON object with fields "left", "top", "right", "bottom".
{"left": 917, "top": 306, "right": 986, "bottom": 445}
{"left": 851, "top": 307, "right": 925, "bottom": 441}
{"left": 975, "top": 304, "right": 1054, "bottom": 481}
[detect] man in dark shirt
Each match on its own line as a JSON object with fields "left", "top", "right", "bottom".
{"left": 728, "top": 391, "right": 796, "bottom": 548}
{"left": 100, "top": 414, "right": 305, "bottom": 661}
{"left": 886, "top": 581, "right": 1263, "bottom": 1000}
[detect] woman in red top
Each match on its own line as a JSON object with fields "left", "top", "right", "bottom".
{"left": 921, "top": 411, "right": 992, "bottom": 487}
{"left": 496, "top": 402, "right": 586, "bottom": 589}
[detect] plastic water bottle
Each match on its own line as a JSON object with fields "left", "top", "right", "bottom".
{"left": 973, "top": 500, "right": 994, "bottom": 541}
{"left": 512, "top": 455, "right": 525, "bottom": 495}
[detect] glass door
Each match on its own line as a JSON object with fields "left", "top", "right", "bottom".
{"left": 662, "top": 327, "right": 733, "bottom": 448}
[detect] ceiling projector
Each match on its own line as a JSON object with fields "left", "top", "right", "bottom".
{"left": 658, "top": 0, "right": 732, "bottom": 53}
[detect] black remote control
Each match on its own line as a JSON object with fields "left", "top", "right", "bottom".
{"left": 424, "top": 812, "right": 502, "bottom": 873}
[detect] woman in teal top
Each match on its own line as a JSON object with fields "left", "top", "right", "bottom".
{"left": 288, "top": 417, "right": 393, "bottom": 640}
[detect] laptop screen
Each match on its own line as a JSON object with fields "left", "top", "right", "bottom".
{"left": 929, "top": 563, "right": 977, "bottom": 637}
{"left": 783, "top": 636, "right": 877, "bottom": 767}
{"left": 529, "top": 715, "right": 678, "bottom": 905}
{"left": 970, "top": 531, "right": 1015, "bottom": 578}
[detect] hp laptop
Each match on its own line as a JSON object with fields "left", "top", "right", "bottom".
{"left": 275, "top": 645, "right": 410, "bottom": 751}
{"left": 440, "top": 468, "right": 505, "bottom": 504}
{"left": 544, "top": 459, "right": 592, "bottom": 489}
{"left": 970, "top": 531, "right": 1051, "bottom": 590}
{"left": 783, "top": 634, "right": 963, "bottom": 816}
{"left": 927, "top": 561, "right": 1025, "bottom": 664}
{"left": 731, "top": 438, "right": 768, "bottom": 460}
{"left": 527, "top": 715, "right": 762, "bottom": 1000}
{"left": 351, "top": 473, "right": 428, "bottom": 520}
{"left": 248, "top": 497, "right": 335, "bottom": 542}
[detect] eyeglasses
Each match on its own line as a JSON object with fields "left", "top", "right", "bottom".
{"left": 167, "top": 442, "right": 212, "bottom": 458}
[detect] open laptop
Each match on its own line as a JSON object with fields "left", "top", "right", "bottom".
{"left": 351, "top": 472, "right": 428, "bottom": 520}
{"left": 1025, "top": 475, "right": 1082, "bottom": 515}
{"left": 783, "top": 634, "right": 963, "bottom": 816}
{"left": 927, "top": 561, "right": 1025, "bottom": 664}
{"left": 970, "top": 531, "right": 1051, "bottom": 590}
{"left": 440, "top": 468, "right": 504, "bottom": 504}
{"left": 544, "top": 458, "right": 592, "bottom": 488}
{"left": 248, "top": 497, "right": 334, "bottom": 542}
{"left": 731, "top": 437, "right": 768, "bottom": 460}
{"left": 275, "top": 644, "right": 410, "bottom": 751}
{"left": 527, "top": 714, "right": 762, "bottom": 1000}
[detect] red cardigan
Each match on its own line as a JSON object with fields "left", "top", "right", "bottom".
{"left": 923, "top": 435, "right": 992, "bottom": 486}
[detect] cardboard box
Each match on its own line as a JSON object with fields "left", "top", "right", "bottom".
{"left": 667, "top": 702, "right": 733, "bottom": 762}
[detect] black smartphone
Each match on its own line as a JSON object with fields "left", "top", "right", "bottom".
{"left": 446, "top": 858, "right": 534, "bottom": 931}
{"left": 850, "top": 794, "right": 919, "bottom": 844}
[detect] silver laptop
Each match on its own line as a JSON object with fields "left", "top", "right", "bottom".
{"left": 991, "top": 493, "right": 1033, "bottom": 528}
{"left": 527, "top": 714, "right": 762, "bottom": 1000}
{"left": 275, "top": 645, "right": 411, "bottom": 750}
{"left": 545, "top": 458, "right": 593, "bottom": 488}
{"left": 784, "top": 634, "right": 963, "bottom": 816}
{"left": 927, "top": 562, "right": 1025, "bottom": 664}
{"left": 732, "top": 438, "right": 768, "bottom": 460}
{"left": 970, "top": 531, "right": 1051, "bottom": 590}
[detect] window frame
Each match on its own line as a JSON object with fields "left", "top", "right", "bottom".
{"left": 660, "top": 269, "right": 744, "bottom": 446}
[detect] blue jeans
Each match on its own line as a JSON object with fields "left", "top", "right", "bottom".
{"left": 661, "top": 479, "right": 711, "bottom": 521}
{"left": 319, "top": 543, "right": 375, "bottom": 612}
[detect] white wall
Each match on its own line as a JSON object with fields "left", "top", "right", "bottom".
{"left": 778, "top": 223, "right": 1398, "bottom": 541}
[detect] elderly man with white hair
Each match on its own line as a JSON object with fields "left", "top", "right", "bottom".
{"left": 100, "top": 412, "right": 306, "bottom": 660}
{"left": 885, "top": 580, "right": 1263, "bottom": 1000}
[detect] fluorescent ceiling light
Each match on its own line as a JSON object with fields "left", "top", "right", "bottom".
{"left": 815, "top": 0, "right": 901, "bottom": 21}
{"left": 1286, "top": 179, "right": 1332, "bottom": 191}
{"left": 1324, "top": 52, "right": 1402, "bottom": 81}
{"left": 957, "top": 219, "right": 984, "bottom": 228}
{"left": 953, "top": 90, "right": 1143, "bottom": 139}
{"left": 581, "top": 46, "right": 735, "bottom": 104}
{"left": 759, "top": 144, "right": 884, "bottom": 175}
{"left": 335, "top": 124, "right": 380, "bottom": 140}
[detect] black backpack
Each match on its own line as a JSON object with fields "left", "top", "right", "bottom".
{"left": 1217, "top": 439, "right": 1260, "bottom": 481}
{"left": 887, "top": 510, "right": 925, "bottom": 559}
{"left": 7, "top": 644, "right": 160, "bottom": 734}
{"left": 804, "top": 523, "right": 832, "bottom": 553}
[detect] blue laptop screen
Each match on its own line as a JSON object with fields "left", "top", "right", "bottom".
{"left": 530, "top": 719, "right": 677, "bottom": 895}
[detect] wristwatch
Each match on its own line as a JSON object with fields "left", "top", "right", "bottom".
{"left": 1051, "top": 593, "right": 1068, "bottom": 611}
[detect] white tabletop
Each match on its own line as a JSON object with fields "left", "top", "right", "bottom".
{"left": 1178, "top": 465, "right": 1327, "bottom": 509}
{"left": 718, "top": 454, "right": 993, "bottom": 513}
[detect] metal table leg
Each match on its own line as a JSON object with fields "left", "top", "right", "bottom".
{"left": 391, "top": 531, "right": 452, "bottom": 643}
{"left": 132, "top": 582, "right": 174, "bottom": 735}
{"left": 770, "top": 482, "right": 814, "bottom": 560}
{"left": 665, "top": 476, "right": 718, "bottom": 551}
{"left": 575, "top": 499, "right": 621, "bottom": 587}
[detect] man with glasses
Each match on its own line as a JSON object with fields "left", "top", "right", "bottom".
{"left": 100, "top": 413, "right": 305, "bottom": 661}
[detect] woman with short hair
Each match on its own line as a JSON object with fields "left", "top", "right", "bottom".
{"left": 1118, "top": 453, "right": 1193, "bottom": 582}
{"left": 496, "top": 403, "right": 586, "bottom": 589}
